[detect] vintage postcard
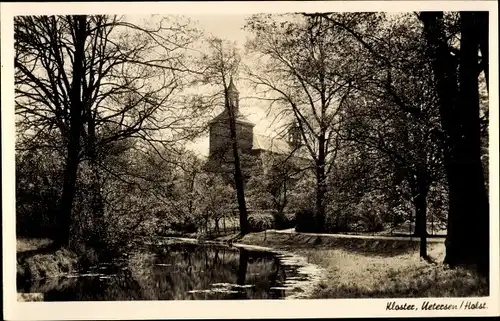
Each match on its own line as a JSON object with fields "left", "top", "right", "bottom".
{"left": 2, "top": 1, "right": 499, "bottom": 320}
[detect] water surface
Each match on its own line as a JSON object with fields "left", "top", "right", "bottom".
{"left": 18, "top": 241, "right": 313, "bottom": 301}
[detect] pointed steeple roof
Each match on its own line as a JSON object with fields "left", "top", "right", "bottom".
{"left": 209, "top": 75, "right": 252, "bottom": 126}
{"left": 227, "top": 76, "right": 239, "bottom": 94}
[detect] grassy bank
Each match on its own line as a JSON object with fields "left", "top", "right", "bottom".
{"left": 17, "top": 238, "right": 54, "bottom": 253}
{"left": 17, "top": 238, "right": 79, "bottom": 286}
{"left": 17, "top": 247, "right": 79, "bottom": 282}
{"left": 237, "top": 231, "right": 488, "bottom": 298}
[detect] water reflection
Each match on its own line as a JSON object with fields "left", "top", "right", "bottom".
{"left": 19, "top": 243, "right": 295, "bottom": 301}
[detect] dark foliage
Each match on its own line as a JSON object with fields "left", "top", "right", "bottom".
{"left": 273, "top": 212, "right": 296, "bottom": 230}
{"left": 16, "top": 151, "right": 63, "bottom": 238}
{"left": 170, "top": 219, "right": 198, "bottom": 234}
{"left": 295, "top": 209, "right": 318, "bottom": 233}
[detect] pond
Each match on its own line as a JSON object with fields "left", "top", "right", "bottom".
{"left": 18, "top": 240, "right": 321, "bottom": 301}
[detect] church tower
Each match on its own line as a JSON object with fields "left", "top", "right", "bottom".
{"left": 208, "top": 77, "right": 255, "bottom": 168}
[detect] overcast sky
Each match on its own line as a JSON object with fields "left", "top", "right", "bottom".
{"left": 190, "top": 14, "right": 250, "bottom": 46}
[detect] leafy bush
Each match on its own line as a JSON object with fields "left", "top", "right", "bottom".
{"left": 248, "top": 213, "right": 274, "bottom": 232}
{"left": 295, "top": 208, "right": 318, "bottom": 232}
{"left": 170, "top": 219, "right": 198, "bottom": 234}
{"left": 325, "top": 209, "right": 356, "bottom": 233}
{"left": 324, "top": 191, "right": 387, "bottom": 233}
{"left": 353, "top": 192, "right": 386, "bottom": 232}
{"left": 18, "top": 248, "right": 79, "bottom": 281}
{"left": 16, "top": 150, "right": 64, "bottom": 238}
{"left": 273, "top": 211, "right": 296, "bottom": 230}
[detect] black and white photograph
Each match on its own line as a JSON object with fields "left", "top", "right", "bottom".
{"left": 2, "top": 1, "right": 499, "bottom": 320}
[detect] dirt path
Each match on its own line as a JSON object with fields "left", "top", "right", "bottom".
{"left": 268, "top": 228, "right": 446, "bottom": 243}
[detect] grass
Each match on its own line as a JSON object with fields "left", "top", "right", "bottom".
{"left": 17, "top": 237, "right": 54, "bottom": 253}
{"left": 237, "top": 231, "right": 488, "bottom": 298}
{"left": 17, "top": 238, "right": 80, "bottom": 284}
{"left": 18, "top": 247, "right": 79, "bottom": 281}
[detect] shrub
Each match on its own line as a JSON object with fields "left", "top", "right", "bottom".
{"left": 16, "top": 151, "right": 63, "bottom": 238}
{"left": 353, "top": 191, "right": 386, "bottom": 232}
{"left": 273, "top": 211, "right": 296, "bottom": 230}
{"left": 170, "top": 219, "right": 198, "bottom": 234}
{"left": 360, "top": 215, "right": 385, "bottom": 232}
{"left": 248, "top": 213, "right": 274, "bottom": 232}
{"left": 324, "top": 203, "right": 358, "bottom": 233}
{"left": 295, "top": 208, "right": 318, "bottom": 232}
{"left": 71, "top": 241, "right": 103, "bottom": 266}
{"left": 324, "top": 191, "right": 386, "bottom": 233}
{"left": 18, "top": 248, "right": 79, "bottom": 281}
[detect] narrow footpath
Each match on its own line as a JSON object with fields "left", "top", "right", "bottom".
{"left": 268, "top": 228, "right": 446, "bottom": 243}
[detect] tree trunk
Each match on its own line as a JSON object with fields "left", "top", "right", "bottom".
{"left": 215, "top": 218, "right": 220, "bottom": 235}
{"left": 316, "top": 134, "right": 327, "bottom": 232}
{"left": 413, "top": 178, "right": 429, "bottom": 258}
{"left": 279, "top": 177, "right": 288, "bottom": 214}
{"left": 456, "top": 12, "right": 489, "bottom": 276}
{"left": 420, "top": 12, "right": 489, "bottom": 277}
{"left": 86, "top": 112, "right": 106, "bottom": 248}
{"left": 476, "top": 12, "right": 489, "bottom": 90}
{"left": 188, "top": 173, "right": 196, "bottom": 217}
{"left": 56, "top": 16, "right": 87, "bottom": 248}
{"left": 58, "top": 147, "right": 80, "bottom": 247}
{"left": 227, "top": 97, "right": 249, "bottom": 235}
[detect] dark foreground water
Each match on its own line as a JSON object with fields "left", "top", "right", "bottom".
{"left": 18, "top": 241, "right": 312, "bottom": 301}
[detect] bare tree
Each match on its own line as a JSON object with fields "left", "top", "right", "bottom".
{"left": 15, "top": 15, "right": 200, "bottom": 247}
{"left": 247, "top": 152, "right": 304, "bottom": 216}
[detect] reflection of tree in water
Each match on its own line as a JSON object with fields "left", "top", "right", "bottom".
{"left": 210, "top": 249, "right": 220, "bottom": 279}
{"left": 269, "top": 257, "right": 286, "bottom": 299}
{"left": 182, "top": 249, "right": 192, "bottom": 274}
{"left": 232, "top": 248, "right": 249, "bottom": 299}
{"left": 237, "top": 249, "right": 249, "bottom": 285}
{"left": 214, "top": 249, "right": 220, "bottom": 266}
{"left": 38, "top": 270, "right": 147, "bottom": 301}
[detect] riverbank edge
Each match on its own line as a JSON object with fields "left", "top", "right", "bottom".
{"left": 228, "top": 231, "right": 489, "bottom": 298}
{"left": 150, "top": 235, "right": 327, "bottom": 299}
{"left": 17, "top": 247, "right": 80, "bottom": 295}
{"left": 17, "top": 239, "right": 109, "bottom": 294}
{"left": 218, "top": 229, "right": 445, "bottom": 253}
{"left": 17, "top": 230, "right": 459, "bottom": 301}
{"left": 146, "top": 230, "right": 448, "bottom": 299}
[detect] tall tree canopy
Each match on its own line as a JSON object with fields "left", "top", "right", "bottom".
{"left": 245, "top": 14, "right": 365, "bottom": 231}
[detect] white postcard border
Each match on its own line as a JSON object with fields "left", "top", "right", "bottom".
{"left": 2, "top": 1, "right": 499, "bottom": 320}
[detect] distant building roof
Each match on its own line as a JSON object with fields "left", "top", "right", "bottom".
{"left": 208, "top": 109, "right": 255, "bottom": 127}
{"left": 252, "top": 134, "right": 291, "bottom": 154}
{"left": 252, "top": 134, "right": 310, "bottom": 159}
